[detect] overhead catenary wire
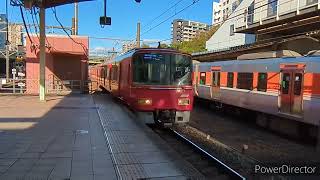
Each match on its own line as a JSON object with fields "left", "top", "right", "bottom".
{"left": 140, "top": 0, "right": 200, "bottom": 38}
{"left": 127, "top": 0, "right": 185, "bottom": 40}
{"left": 127, "top": 0, "right": 200, "bottom": 45}
{"left": 19, "top": 6, "right": 33, "bottom": 45}
{"left": 30, "top": 7, "right": 40, "bottom": 40}
{"left": 51, "top": 7, "right": 89, "bottom": 58}
{"left": 141, "top": 0, "right": 185, "bottom": 29}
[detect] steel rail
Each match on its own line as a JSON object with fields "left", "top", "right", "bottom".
{"left": 171, "top": 129, "right": 246, "bottom": 180}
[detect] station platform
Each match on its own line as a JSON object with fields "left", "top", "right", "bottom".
{"left": 0, "top": 94, "right": 203, "bottom": 180}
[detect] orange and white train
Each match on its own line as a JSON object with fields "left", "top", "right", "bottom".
{"left": 193, "top": 51, "right": 320, "bottom": 130}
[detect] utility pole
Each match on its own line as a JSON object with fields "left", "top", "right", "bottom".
{"left": 5, "top": 43, "right": 9, "bottom": 82}
{"left": 39, "top": 7, "right": 46, "bottom": 101}
{"left": 5, "top": 0, "right": 10, "bottom": 82}
{"left": 136, "top": 22, "right": 140, "bottom": 48}
{"left": 75, "top": 2, "right": 78, "bottom": 35}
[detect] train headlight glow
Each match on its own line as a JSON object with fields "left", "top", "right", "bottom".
{"left": 138, "top": 98, "right": 152, "bottom": 105}
{"left": 178, "top": 98, "right": 190, "bottom": 105}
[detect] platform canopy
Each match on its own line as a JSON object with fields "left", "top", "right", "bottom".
{"left": 23, "top": 0, "right": 94, "bottom": 8}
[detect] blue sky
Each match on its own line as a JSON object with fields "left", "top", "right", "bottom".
{"left": 0, "top": 0, "right": 214, "bottom": 52}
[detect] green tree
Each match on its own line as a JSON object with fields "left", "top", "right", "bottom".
{"left": 141, "top": 43, "right": 150, "bottom": 48}
{"left": 171, "top": 25, "right": 219, "bottom": 54}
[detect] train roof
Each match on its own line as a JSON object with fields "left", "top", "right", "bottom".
{"left": 197, "top": 55, "right": 320, "bottom": 67}
{"left": 97, "top": 48, "right": 190, "bottom": 66}
{"left": 237, "top": 50, "right": 301, "bottom": 60}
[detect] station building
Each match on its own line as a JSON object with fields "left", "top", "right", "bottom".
{"left": 25, "top": 34, "right": 89, "bottom": 94}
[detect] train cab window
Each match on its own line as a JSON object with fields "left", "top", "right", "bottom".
{"left": 227, "top": 72, "right": 234, "bottom": 88}
{"left": 257, "top": 73, "right": 268, "bottom": 92}
{"left": 294, "top": 73, "right": 302, "bottom": 95}
{"left": 133, "top": 53, "right": 192, "bottom": 85}
{"left": 281, "top": 73, "right": 290, "bottom": 94}
{"left": 199, "top": 72, "right": 206, "bottom": 85}
{"left": 237, "top": 73, "right": 253, "bottom": 90}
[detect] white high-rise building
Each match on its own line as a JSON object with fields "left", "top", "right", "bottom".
{"left": 211, "top": 0, "right": 243, "bottom": 25}
{"left": 172, "top": 19, "right": 210, "bottom": 43}
{"left": 212, "top": 2, "right": 222, "bottom": 25}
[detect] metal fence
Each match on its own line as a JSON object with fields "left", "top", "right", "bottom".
{"left": 0, "top": 78, "right": 98, "bottom": 95}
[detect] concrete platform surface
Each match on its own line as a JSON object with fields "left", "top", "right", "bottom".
{"left": 0, "top": 95, "right": 116, "bottom": 180}
{"left": 0, "top": 94, "right": 204, "bottom": 180}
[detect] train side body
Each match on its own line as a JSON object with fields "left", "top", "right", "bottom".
{"left": 193, "top": 56, "right": 320, "bottom": 126}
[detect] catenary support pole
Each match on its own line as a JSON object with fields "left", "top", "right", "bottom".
{"left": 136, "top": 22, "right": 140, "bottom": 48}
{"left": 5, "top": 0, "right": 9, "bottom": 82}
{"left": 75, "top": 2, "right": 79, "bottom": 35}
{"left": 5, "top": 44, "right": 9, "bottom": 82}
{"left": 39, "top": 7, "right": 46, "bottom": 101}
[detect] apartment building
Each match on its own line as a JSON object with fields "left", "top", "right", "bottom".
{"left": 8, "top": 24, "right": 23, "bottom": 51}
{"left": 211, "top": 0, "right": 243, "bottom": 25}
{"left": 206, "top": 0, "right": 256, "bottom": 51}
{"left": 122, "top": 42, "right": 137, "bottom": 53}
{"left": 172, "top": 19, "right": 210, "bottom": 43}
{"left": 0, "top": 14, "right": 7, "bottom": 50}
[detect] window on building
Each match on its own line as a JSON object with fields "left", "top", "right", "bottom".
{"left": 230, "top": 24, "right": 235, "bottom": 36}
{"left": 306, "top": 0, "right": 317, "bottom": 5}
{"left": 232, "top": 1, "right": 238, "bottom": 12}
{"left": 200, "top": 72, "right": 206, "bottom": 85}
{"left": 237, "top": 73, "right": 253, "bottom": 90}
{"left": 227, "top": 72, "right": 234, "bottom": 88}
{"left": 267, "top": 0, "right": 277, "bottom": 17}
{"left": 247, "top": 2, "right": 255, "bottom": 24}
{"left": 257, "top": 73, "right": 268, "bottom": 92}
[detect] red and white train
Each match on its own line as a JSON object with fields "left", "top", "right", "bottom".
{"left": 90, "top": 48, "right": 193, "bottom": 125}
{"left": 193, "top": 51, "right": 320, "bottom": 136}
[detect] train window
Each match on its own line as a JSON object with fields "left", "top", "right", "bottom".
{"left": 212, "top": 71, "right": 220, "bottom": 86}
{"left": 227, "top": 72, "right": 234, "bottom": 88}
{"left": 104, "top": 67, "right": 108, "bottom": 79}
{"left": 101, "top": 68, "right": 105, "bottom": 78}
{"left": 281, "top": 73, "right": 290, "bottom": 94}
{"left": 111, "top": 66, "right": 118, "bottom": 81}
{"left": 237, "top": 73, "right": 253, "bottom": 90}
{"left": 133, "top": 53, "right": 192, "bottom": 85}
{"left": 257, "top": 73, "right": 268, "bottom": 92}
{"left": 212, "top": 72, "right": 216, "bottom": 86}
{"left": 294, "top": 73, "right": 302, "bottom": 95}
{"left": 200, "top": 72, "right": 206, "bottom": 85}
{"left": 217, "top": 72, "right": 220, "bottom": 86}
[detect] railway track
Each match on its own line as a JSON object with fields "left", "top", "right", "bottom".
{"left": 148, "top": 124, "right": 246, "bottom": 180}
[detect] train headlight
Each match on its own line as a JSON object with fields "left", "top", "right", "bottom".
{"left": 178, "top": 98, "right": 190, "bottom": 105}
{"left": 138, "top": 98, "right": 152, "bottom": 105}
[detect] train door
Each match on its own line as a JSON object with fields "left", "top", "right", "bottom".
{"left": 194, "top": 64, "right": 199, "bottom": 96}
{"left": 210, "top": 68, "right": 221, "bottom": 100}
{"left": 280, "top": 66, "right": 304, "bottom": 116}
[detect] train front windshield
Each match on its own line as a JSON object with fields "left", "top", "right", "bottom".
{"left": 133, "top": 53, "right": 192, "bottom": 86}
